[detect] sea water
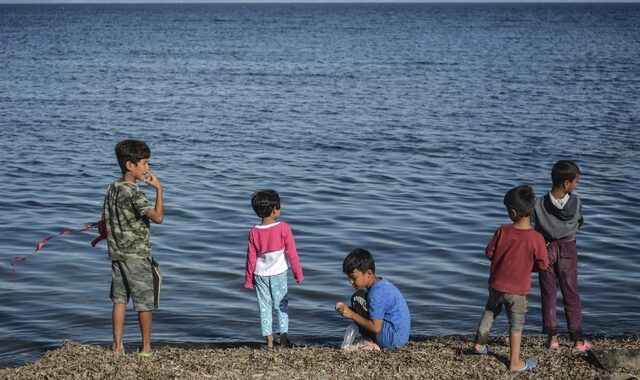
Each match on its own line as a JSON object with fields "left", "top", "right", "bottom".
{"left": 1, "top": 3, "right": 639, "bottom": 367}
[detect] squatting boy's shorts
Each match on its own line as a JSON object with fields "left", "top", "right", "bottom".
{"left": 110, "top": 257, "right": 161, "bottom": 312}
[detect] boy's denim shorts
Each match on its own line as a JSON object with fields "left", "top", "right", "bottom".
{"left": 110, "top": 257, "right": 161, "bottom": 312}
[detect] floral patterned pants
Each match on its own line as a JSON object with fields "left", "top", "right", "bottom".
{"left": 254, "top": 272, "right": 289, "bottom": 336}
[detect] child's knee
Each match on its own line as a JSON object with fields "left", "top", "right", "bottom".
{"left": 350, "top": 290, "right": 369, "bottom": 317}
{"left": 508, "top": 311, "right": 526, "bottom": 333}
{"left": 509, "top": 327, "right": 524, "bottom": 336}
{"left": 351, "top": 289, "right": 367, "bottom": 307}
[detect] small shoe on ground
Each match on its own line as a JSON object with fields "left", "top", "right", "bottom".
{"left": 573, "top": 340, "right": 592, "bottom": 352}
{"left": 514, "top": 357, "right": 537, "bottom": 372}
{"left": 471, "top": 345, "right": 488, "bottom": 355}
{"left": 138, "top": 349, "right": 153, "bottom": 358}
{"left": 279, "top": 339, "right": 296, "bottom": 348}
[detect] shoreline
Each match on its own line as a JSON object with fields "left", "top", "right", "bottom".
{"left": 1, "top": 335, "right": 639, "bottom": 379}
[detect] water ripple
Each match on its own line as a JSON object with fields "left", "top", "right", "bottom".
{"left": 1, "top": 2, "right": 640, "bottom": 368}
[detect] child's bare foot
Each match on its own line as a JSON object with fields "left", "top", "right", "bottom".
{"left": 510, "top": 357, "right": 537, "bottom": 372}
{"left": 112, "top": 343, "right": 124, "bottom": 355}
{"left": 348, "top": 339, "right": 380, "bottom": 351}
{"left": 362, "top": 341, "right": 380, "bottom": 351}
{"left": 509, "top": 358, "right": 526, "bottom": 371}
{"left": 573, "top": 340, "right": 592, "bottom": 352}
{"left": 265, "top": 335, "right": 274, "bottom": 349}
{"left": 546, "top": 335, "right": 560, "bottom": 350}
{"left": 472, "top": 344, "right": 488, "bottom": 354}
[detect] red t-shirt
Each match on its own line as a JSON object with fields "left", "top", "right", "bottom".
{"left": 486, "top": 224, "right": 549, "bottom": 295}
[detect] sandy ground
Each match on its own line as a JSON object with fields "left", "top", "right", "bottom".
{"left": 1, "top": 336, "right": 639, "bottom": 379}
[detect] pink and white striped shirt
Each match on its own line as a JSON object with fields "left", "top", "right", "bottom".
{"left": 244, "top": 221, "right": 304, "bottom": 289}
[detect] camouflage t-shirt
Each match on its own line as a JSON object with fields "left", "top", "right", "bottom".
{"left": 103, "top": 180, "right": 154, "bottom": 261}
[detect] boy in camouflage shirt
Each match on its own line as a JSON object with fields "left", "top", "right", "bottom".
{"left": 103, "top": 139, "right": 164, "bottom": 355}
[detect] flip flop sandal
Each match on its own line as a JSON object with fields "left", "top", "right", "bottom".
{"left": 547, "top": 341, "right": 560, "bottom": 350}
{"left": 573, "top": 340, "right": 592, "bottom": 353}
{"left": 471, "top": 345, "right": 488, "bottom": 355}
{"left": 514, "top": 357, "right": 537, "bottom": 372}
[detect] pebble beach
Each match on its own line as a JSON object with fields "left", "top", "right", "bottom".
{"left": 1, "top": 336, "right": 639, "bottom": 380}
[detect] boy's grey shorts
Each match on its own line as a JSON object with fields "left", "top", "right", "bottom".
{"left": 485, "top": 288, "right": 528, "bottom": 333}
{"left": 110, "top": 257, "right": 161, "bottom": 312}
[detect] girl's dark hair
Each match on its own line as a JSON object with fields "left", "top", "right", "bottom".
{"left": 343, "top": 248, "right": 375, "bottom": 275}
{"left": 503, "top": 185, "right": 536, "bottom": 218}
{"left": 251, "top": 189, "right": 281, "bottom": 218}
{"left": 551, "top": 160, "right": 580, "bottom": 187}
{"left": 115, "top": 140, "right": 150, "bottom": 174}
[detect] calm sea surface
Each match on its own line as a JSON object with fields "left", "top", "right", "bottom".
{"left": 1, "top": 3, "right": 639, "bottom": 367}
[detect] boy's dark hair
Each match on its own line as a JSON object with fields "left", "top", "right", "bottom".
{"left": 343, "top": 248, "right": 375, "bottom": 275}
{"left": 551, "top": 160, "right": 580, "bottom": 187}
{"left": 251, "top": 189, "right": 281, "bottom": 218}
{"left": 115, "top": 140, "right": 150, "bottom": 174}
{"left": 503, "top": 185, "right": 535, "bottom": 218}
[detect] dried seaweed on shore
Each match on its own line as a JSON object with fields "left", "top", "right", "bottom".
{"left": 2, "top": 336, "right": 639, "bottom": 380}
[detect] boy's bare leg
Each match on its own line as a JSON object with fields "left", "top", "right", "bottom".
{"left": 509, "top": 332, "right": 526, "bottom": 371}
{"left": 112, "top": 303, "right": 126, "bottom": 354}
{"left": 138, "top": 311, "right": 152, "bottom": 353}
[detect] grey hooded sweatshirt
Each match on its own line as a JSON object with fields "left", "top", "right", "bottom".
{"left": 533, "top": 192, "right": 583, "bottom": 242}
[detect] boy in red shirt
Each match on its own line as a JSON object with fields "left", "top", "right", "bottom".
{"left": 471, "top": 185, "right": 549, "bottom": 372}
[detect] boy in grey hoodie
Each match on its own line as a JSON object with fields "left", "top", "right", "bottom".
{"left": 534, "top": 160, "right": 591, "bottom": 352}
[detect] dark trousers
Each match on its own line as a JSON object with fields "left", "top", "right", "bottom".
{"left": 351, "top": 289, "right": 376, "bottom": 342}
{"left": 538, "top": 240, "right": 584, "bottom": 342}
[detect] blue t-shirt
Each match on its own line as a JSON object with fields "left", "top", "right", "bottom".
{"left": 368, "top": 278, "right": 411, "bottom": 349}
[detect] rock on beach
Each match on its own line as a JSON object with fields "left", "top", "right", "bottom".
{"left": 1, "top": 336, "right": 639, "bottom": 380}
{"left": 591, "top": 348, "right": 640, "bottom": 371}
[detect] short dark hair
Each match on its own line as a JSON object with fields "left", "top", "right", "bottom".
{"left": 503, "top": 185, "right": 535, "bottom": 218}
{"left": 115, "top": 140, "right": 150, "bottom": 174}
{"left": 251, "top": 189, "right": 281, "bottom": 218}
{"left": 343, "top": 248, "right": 375, "bottom": 275}
{"left": 551, "top": 160, "right": 580, "bottom": 187}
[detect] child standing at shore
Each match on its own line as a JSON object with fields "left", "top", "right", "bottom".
{"left": 244, "top": 189, "right": 304, "bottom": 349}
{"left": 472, "top": 185, "right": 549, "bottom": 372}
{"left": 534, "top": 160, "right": 591, "bottom": 352}
{"left": 103, "top": 139, "right": 164, "bottom": 355}
{"left": 335, "top": 248, "right": 411, "bottom": 350}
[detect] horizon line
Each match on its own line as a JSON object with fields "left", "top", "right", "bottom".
{"left": 2, "top": 0, "right": 639, "bottom": 4}
{"left": 2, "top": 1, "right": 639, "bottom": 4}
